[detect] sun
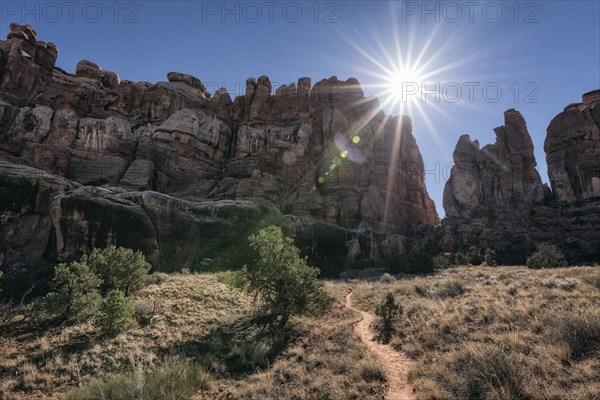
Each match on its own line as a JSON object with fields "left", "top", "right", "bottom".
{"left": 384, "top": 66, "right": 426, "bottom": 106}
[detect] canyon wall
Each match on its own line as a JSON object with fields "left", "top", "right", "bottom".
{"left": 1, "top": 23, "right": 598, "bottom": 295}
{"left": 441, "top": 92, "right": 600, "bottom": 263}
{"left": 0, "top": 24, "right": 438, "bottom": 294}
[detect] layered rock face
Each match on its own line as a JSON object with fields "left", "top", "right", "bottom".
{"left": 443, "top": 109, "right": 547, "bottom": 218}
{"left": 0, "top": 24, "right": 437, "bottom": 292}
{"left": 545, "top": 90, "right": 600, "bottom": 202}
{"left": 441, "top": 93, "right": 600, "bottom": 263}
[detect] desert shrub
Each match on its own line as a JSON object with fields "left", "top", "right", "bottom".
{"left": 435, "top": 280, "right": 467, "bottom": 298}
{"left": 554, "top": 312, "right": 600, "bottom": 359}
{"left": 432, "top": 254, "right": 451, "bottom": 269}
{"left": 506, "top": 281, "right": 519, "bottom": 295}
{"left": 454, "top": 248, "right": 485, "bottom": 266}
{"left": 540, "top": 275, "right": 579, "bottom": 291}
{"left": 133, "top": 298, "right": 159, "bottom": 325}
{"left": 224, "top": 339, "right": 273, "bottom": 372}
{"left": 44, "top": 261, "right": 102, "bottom": 322}
{"left": 466, "top": 246, "right": 483, "bottom": 265}
{"left": 484, "top": 248, "right": 497, "bottom": 266}
{"left": 95, "top": 289, "right": 134, "bottom": 334}
{"left": 379, "top": 272, "right": 396, "bottom": 283}
{"left": 414, "top": 284, "right": 429, "bottom": 296}
{"left": 527, "top": 244, "right": 566, "bottom": 269}
{"left": 374, "top": 292, "right": 402, "bottom": 350}
{"left": 242, "top": 225, "right": 331, "bottom": 334}
{"left": 376, "top": 292, "right": 403, "bottom": 330}
{"left": 65, "top": 358, "right": 212, "bottom": 400}
{"left": 451, "top": 345, "right": 532, "bottom": 400}
{"left": 359, "top": 359, "right": 386, "bottom": 382}
{"left": 85, "top": 245, "right": 151, "bottom": 296}
{"left": 189, "top": 322, "right": 285, "bottom": 375}
{"left": 147, "top": 272, "right": 169, "bottom": 285}
{"left": 455, "top": 252, "right": 469, "bottom": 265}
{"left": 585, "top": 274, "right": 600, "bottom": 290}
{"left": 217, "top": 270, "right": 245, "bottom": 289}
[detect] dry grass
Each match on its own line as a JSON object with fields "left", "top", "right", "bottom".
{"left": 217, "top": 282, "right": 385, "bottom": 399}
{"left": 350, "top": 265, "right": 600, "bottom": 400}
{"left": 0, "top": 274, "right": 385, "bottom": 400}
{"left": 2, "top": 266, "right": 599, "bottom": 399}
{"left": 0, "top": 274, "right": 251, "bottom": 399}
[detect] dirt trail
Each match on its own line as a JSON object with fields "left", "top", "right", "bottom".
{"left": 346, "top": 292, "right": 415, "bottom": 400}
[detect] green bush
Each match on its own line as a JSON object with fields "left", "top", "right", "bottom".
{"left": 217, "top": 270, "right": 245, "bottom": 289}
{"left": 375, "top": 292, "right": 403, "bottom": 330}
{"left": 483, "top": 248, "right": 497, "bottom": 266}
{"left": 65, "top": 358, "right": 212, "bottom": 400}
{"left": 466, "top": 246, "right": 483, "bottom": 265}
{"left": 454, "top": 247, "right": 486, "bottom": 266}
{"left": 242, "top": 225, "right": 331, "bottom": 334}
{"left": 455, "top": 252, "right": 470, "bottom": 266}
{"left": 44, "top": 262, "right": 102, "bottom": 322}
{"left": 379, "top": 272, "right": 396, "bottom": 283}
{"left": 85, "top": 245, "right": 151, "bottom": 296}
{"left": 95, "top": 289, "right": 134, "bottom": 334}
{"left": 527, "top": 244, "right": 566, "bottom": 269}
{"left": 432, "top": 254, "right": 451, "bottom": 269}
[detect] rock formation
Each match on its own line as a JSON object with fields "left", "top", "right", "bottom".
{"left": 443, "top": 109, "right": 547, "bottom": 219}
{"left": 3, "top": 23, "right": 597, "bottom": 292}
{"left": 0, "top": 24, "right": 438, "bottom": 293}
{"left": 545, "top": 90, "right": 600, "bottom": 202}
{"left": 441, "top": 92, "right": 600, "bottom": 263}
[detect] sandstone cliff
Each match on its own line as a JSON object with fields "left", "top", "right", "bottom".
{"left": 0, "top": 24, "right": 438, "bottom": 293}
{"left": 441, "top": 92, "right": 600, "bottom": 263}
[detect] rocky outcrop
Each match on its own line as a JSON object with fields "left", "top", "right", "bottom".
{"left": 443, "top": 109, "right": 548, "bottom": 219}
{"left": 545, "top": 90, "right": 600, "bottom": 202}
{"left": 440, "top": 93, "right": 600, "bottom": 263}
{"left": 0, "top": 161, "right": 288, "bottom": 296}
{"left": 0, "top": 24, "right": 438, "bottom": 293}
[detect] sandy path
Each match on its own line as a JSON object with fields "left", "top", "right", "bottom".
{"left": 346, "top": 292, "right": 415, "bottom": 400}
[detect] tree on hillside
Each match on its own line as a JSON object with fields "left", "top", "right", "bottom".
{"left": 95, "top": 289, "right": 134, "bottom": 334}
{"left": 242, "top": 225, "right": 331, "bottom": 335}
{"left": 85, "top": 245, "right": 151, "bottom": 296}
{"left": 44, "top": 261, "right": 102, "bottom": 322}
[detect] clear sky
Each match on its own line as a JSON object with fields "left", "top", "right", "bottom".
{"left": 1, "top": 1, "right": 599, "bottom": 217}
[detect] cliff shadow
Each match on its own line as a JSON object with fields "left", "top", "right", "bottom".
{"left": 160, "top": 315, "right": 298, "bottom": 377}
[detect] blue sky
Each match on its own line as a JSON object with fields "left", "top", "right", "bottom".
{"left": 1, "top": 1, "right": 599, "bottom": 217}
